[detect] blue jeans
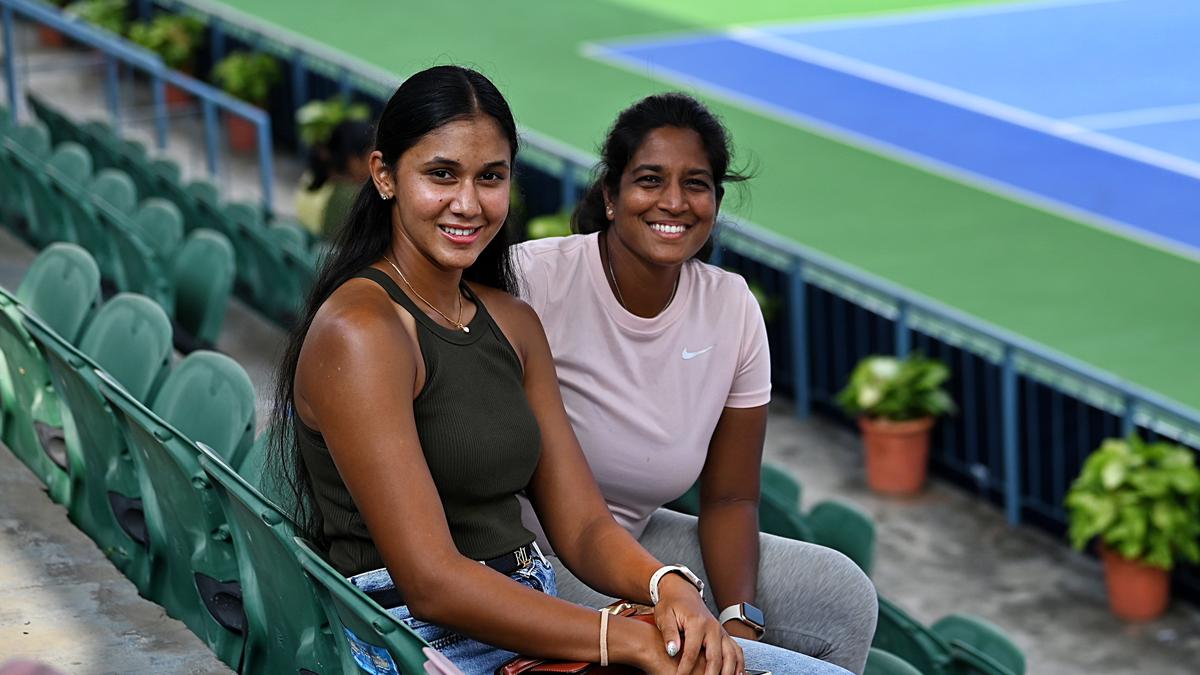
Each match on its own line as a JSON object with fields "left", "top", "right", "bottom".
{"left": 346, "top": 556, "right": 555, "bottom": 675}
{"left": 347, "top": 556, "right": 849, "bottom": 675}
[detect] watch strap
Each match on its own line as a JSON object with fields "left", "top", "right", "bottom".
{"left": 649, "top": 565, "right": 704, "bottom": 605}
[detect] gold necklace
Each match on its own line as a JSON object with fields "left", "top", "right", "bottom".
{"left": 604, "top": 232, "right": 678, "bottom": 315}
{"left": 383, "top": 255, "right": 469, "bottom": 333}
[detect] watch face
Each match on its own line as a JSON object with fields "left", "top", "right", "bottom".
{"left": 743, "top": 603, "right": 765, "bottom": 628}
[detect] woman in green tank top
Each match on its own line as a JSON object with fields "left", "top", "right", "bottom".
{"left": 266, "top": 65, "right": 795, "bottom": 675}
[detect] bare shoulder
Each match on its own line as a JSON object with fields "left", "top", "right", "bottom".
{"left": 468, "top": 283, "right": 545, "bottom": 364}
{"left": 306, "top": 276, "right": 412, "bottom": 354}
{"left": 470, "top": 283, "right": 541, "bottom": 329}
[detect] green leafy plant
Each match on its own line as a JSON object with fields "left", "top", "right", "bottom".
{"left": 294, "top": 97, "right": 371, "bottom": 147}
{"left": 128, "top": 14, "right": 205, "bottom": 70}
{"left": 1066, "top": 436, "right": 1200, "bottom": 569}
{"left": 836, "top": 354, "right": 956, "bottom": 421}
{"left": 211, "top": 51, "right": 281, "bottom": 105}
{"left": 64, "top": 0, "right": 128, "bottom": 35}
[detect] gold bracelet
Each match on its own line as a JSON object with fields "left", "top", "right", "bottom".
{"left": 599, "top": 608, "right": 610, "bottom": 666}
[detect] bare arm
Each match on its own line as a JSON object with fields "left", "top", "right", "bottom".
{"left": 697, "top": 404, "right": 768, "bottom": 639}
{"left": 295, "top": 283, "right": 668, "bottom": 670}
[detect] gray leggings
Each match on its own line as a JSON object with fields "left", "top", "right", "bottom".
{"left": 550, "top": 509, "right": 878, "bottom": 674}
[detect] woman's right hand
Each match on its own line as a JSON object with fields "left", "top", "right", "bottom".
{"left": 612, "top": 615, "right": 737, "bottom": 675}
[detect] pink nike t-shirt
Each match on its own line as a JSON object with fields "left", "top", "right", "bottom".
{"left": 513, "top": 233, "right": 771, "bottom": 543}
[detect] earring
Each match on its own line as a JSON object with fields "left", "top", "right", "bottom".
{"left": 380, "top": 192, "right": 391, "bottom": 200}
{"left": 605, "top": 205, "right": 614, "bottom": 219}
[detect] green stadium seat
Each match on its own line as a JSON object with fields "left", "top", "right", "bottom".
{"left": 132, "top": 197, "right": 185, "bottom": 259}
{"left": 223, "top": 201, "right": 269, "bottom": 305}
{"left": 199, "top": 442, "right": 339, "bottom": 674}
{"left": 0, "top": 121, "right": 51, "bottom": 228}
{"left": 80, "top": 169, "right": 138, "bottom": 284}
{"left": 865, "top": 647, "right": 923, "bottom": 675}
{"left": 15, "top": 242, "right": 100, "bottom": 343}
{"left": 172, "top": 229, "right": 236, "bottom": 348}
{"left": 21, "top": 294, "right": 173, "bottom": 591}
{"left": 806, "top": 500, "right": 876, "bottom": 576}
{"left": 873, "top": 596, "right": 953, "bottom": 675}
{"left": 0, "top": 245, "right": 100, "bottom": 503}
{"left": 95, "top": 350, "right": 256, "bottom": 669}
{"left": 932, "top": 614, "right": 1024, "bottom": 675}
{"left": 294, "top": 536, "right": 432, "bottom": 674}
{"left": 759, "top": 489, "right": 816, "bottom": 542}
{"left": 32, "top": 142, "right": 95, "bottom": 245}
{"left": 761, "top": 463, "right": 803, "bottom": 509}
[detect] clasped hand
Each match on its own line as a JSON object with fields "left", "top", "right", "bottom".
{"left": 646, "top": 575, "right": 745, "bottom": 675}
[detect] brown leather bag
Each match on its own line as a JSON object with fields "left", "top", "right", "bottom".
{"left": 495, "top": 604, "right": 655, "bottom": 675}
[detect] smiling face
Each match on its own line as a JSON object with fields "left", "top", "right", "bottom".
{"left": 605, "top": 126, "right": 719, "bottom": 268}
{"left": 373, "top": 115, "right": 512, "bottom": 272}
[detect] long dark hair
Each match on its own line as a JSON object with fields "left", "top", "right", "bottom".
{"left": 269, "top": 65, "right": 520, "bottom": 547}
{"left": 573, "top": 92, "right": 748, "bottom": 262}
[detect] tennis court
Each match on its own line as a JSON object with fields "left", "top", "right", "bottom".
{"left": 589, "top": 0, "right": 1200, "bottom": 259}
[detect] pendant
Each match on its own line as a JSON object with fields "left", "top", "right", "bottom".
{"left": 462, "top": 326, "right": 470, "bottom": 333}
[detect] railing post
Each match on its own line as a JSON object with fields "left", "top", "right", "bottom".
{"left": 104, "top": 54, "right": 121, "bottom": 128}
{"left": 256, "top": 113, "right": 274, "bottom": 212}
{"left": 202, "top": 97, "right": 219, "bottom": 178}
{"left": 1002, "top": 345, "right": 1021, "bottom": 525}
{"left": 290, "top": 55, "right": 308, "bottom": 147}
{"left": 894, "top": 300, "right": 911, "bottom": 356}
{"left": 789, "top": 259, "right": 811, "bottom": 419}
{"left": 708, "top": 238, "right": 724, "bottom": 267}
{"left": 560, "top": 160, "right": 576, "bottom": 211}
{"left": 1122, "top": 394, "right": 1137, "bottom": 437}
{"left": 210, "top": 17, "right": 225, "bottom": 65}
{"left": 151, "top": 71, "right": 167, "bottom": 150}
{"left": 2, "top": 4, "right": 17, "bottom": 120}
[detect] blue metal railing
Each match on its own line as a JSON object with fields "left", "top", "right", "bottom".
{"left": 0, "top": 0, "right": 275, "bottom": 210}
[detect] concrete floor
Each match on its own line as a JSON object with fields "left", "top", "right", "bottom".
{"left": 4, "top": 18, "right": 1200, "bottom": 675}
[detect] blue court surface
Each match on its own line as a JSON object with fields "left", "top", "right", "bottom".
{"left": 587, "top": 0, "right": 1200, "bottom": 259}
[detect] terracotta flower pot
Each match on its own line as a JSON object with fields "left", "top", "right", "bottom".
{"left": 165, "top": 82, "right": 193, "bottom": 108}
{"left": 1099, "top": 544, "right": 1170, "bottom": 621}
{"left": 38, "top": 25, "right": 68, "bottom": 48}
{"left": 225, "top": 112, "right": 258, "bottom": 153}
{"left": 858, "top": 416, "right": 934, "bottom": 495}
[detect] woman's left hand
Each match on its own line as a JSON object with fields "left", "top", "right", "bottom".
{"left": 654, "top": 575, "right": 745, "bottom": 675}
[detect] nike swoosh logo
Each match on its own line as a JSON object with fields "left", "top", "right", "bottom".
{"left": 682, "top": 346, "right": 714, "bottom": 360}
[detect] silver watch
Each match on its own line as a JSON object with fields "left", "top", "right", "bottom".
{"left": 649, "top": 565, "right": 705, "bottom": 605}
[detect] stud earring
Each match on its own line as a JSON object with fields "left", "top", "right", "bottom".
{"left": 605, "top": 205, "right": 614, "bottom": 218}
{"left": 380, "top": 192, "right": 391, "bottom": 200}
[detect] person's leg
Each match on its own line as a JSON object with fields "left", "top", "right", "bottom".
{"left": 738, "top": 637, "right": 853, "bottom": 675}
{"left": 638, "top": 509, "right": 878, "bottom": 674}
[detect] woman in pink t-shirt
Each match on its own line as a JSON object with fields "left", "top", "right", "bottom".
{"left": 514, "top": 93, "right": 878, "bottom": 674}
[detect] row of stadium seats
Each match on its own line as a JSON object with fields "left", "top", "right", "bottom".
{"left": 668, "top": 474, "right": 1023, "bottom": 674}
{"left": 0, "top": 245, "right": 431, "bottom": 672}
{"left": 0, "top": 108, "right": 233, "bottom": 349}
{"left": 21, "top": 96, "right": 323, "bottom": 327}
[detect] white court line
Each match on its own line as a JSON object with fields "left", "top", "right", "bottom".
{"left": 727, "top": 26, "right": 1200, "bottom": 181}
{"left": 746, "top": 0, "right": 1129, "bottom": 34}
{"left": 1065, "top": 103, "right": 1200, "bottom": 131}
{"left": 581, "top": 42, "right": 1200, "bottom": 265}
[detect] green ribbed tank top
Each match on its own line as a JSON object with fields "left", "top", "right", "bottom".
{"left": 297, "top": 268, "right": 541, "bottom": 576}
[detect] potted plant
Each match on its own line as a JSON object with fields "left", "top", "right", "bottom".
{"left": 63, "top": 0, "right": 128, "bottom": 36}
{"left": 1065, "top": 436, "right": 1200, "bottom": 621}
{"left": 128, "top": 13, "right": 206, "bottom": 106}
{"left": 211, "top": 51, "right": 281, "bottom": 152}
{"left": 295, "top": 96, "right": 371, "bottom": 148}
{"left": 837, "top": 354, "right": 955, "bottom": 495}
